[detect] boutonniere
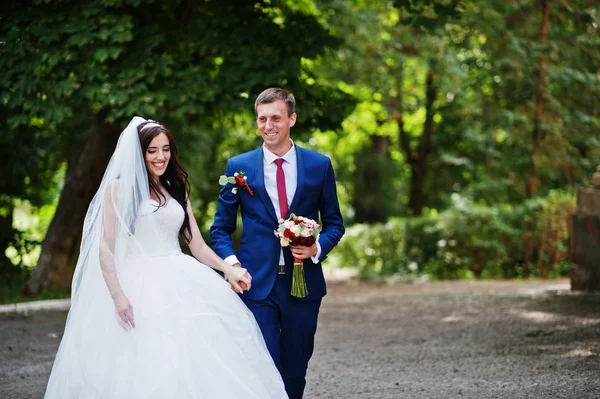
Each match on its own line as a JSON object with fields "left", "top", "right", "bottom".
{"left": 219, "top": 171, "right": 254, "bottom": 196}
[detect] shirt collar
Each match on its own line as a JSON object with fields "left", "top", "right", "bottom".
{"left": 263, "top": 140, "right": 296, "bottom": 164}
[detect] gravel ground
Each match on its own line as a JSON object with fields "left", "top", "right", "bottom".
{"left": 1, "top": 278, "right": 599, "bottom": 399}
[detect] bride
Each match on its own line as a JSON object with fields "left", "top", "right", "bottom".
{"left": 44, "top": 117, "right": 287, "bottom": 398}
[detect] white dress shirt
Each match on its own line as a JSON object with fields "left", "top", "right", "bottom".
{"left": 225, "top": 141, "right": 321, "bottom": 267}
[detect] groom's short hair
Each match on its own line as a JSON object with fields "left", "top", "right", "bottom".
{"left": 255, "top": 88, "right": 295, "bottom": 117}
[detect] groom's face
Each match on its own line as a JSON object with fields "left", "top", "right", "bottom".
{"left": 256, "top": 99, "right": 296, "bottom": 154}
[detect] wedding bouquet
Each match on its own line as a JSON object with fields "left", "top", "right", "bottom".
{"left": 274, "top": 214, "right": 320, "bottom": 298}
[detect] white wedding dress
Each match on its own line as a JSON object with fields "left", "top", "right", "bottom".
{"left": 45, "top": 199, "right": 286, "bottom": 398}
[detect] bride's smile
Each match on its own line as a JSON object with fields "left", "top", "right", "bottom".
{"left": 144, "top": 133, "right": 171, "bottom": 179}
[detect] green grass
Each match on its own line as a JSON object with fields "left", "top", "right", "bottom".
{"left": 0, "top": 277, "right": 70, "bottom": 305}
{"left": 1, "top": 288, "right": 71, "bottom": 305}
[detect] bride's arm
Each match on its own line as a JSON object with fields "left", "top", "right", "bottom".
{"left": 185, "top": 199, "right": 251, "bottom": 293}
{"left": 99, "top": 180, "right": 135, "bottom": 328}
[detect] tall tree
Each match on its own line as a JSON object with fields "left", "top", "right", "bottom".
{"left": 396, "top": 62, "right": 439, "bottom": 215}
{"left": 311, "top": 0, "right": 468, "bottom": 216}
{"left": 464, "top": 0, "right": 599, "bottom": 199}
{"left": 527, "top": 0, "right": 551, "bottom": 198}
{"left": 1, "top": 0, "right": 350, "bottom": 294}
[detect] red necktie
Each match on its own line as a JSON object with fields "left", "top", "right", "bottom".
{"left": 274, "top": 158, "right": 288, "bottom": 219}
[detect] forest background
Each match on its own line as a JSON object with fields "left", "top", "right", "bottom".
{"left": 1, "top": 0, "right": 598, "bottom": 301}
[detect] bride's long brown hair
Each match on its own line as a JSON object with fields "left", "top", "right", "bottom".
{"left": 137, "top": 121, "right": 192, "bottom": 243}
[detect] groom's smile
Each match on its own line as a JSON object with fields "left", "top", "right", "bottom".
{"left": 256, "top": 99, "right": 297, "bottom": 157}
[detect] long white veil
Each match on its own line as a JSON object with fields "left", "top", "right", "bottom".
{"left": 68, "top": 116, "right": 153, "bottom": 319}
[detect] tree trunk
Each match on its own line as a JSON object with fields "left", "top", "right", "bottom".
{"left": 353, "top": 135, "right": 389, "bottom": 223}
{"left": 525, "top": 0, "right": 550, "bottom": 198}
{"left": 397, "top": 65, "right": 438, "bottom": 216}
{"left": 522, "top": 0, "right": 550, "bottom": 276}
{"left": 407, "top": 161, "right": 426, "bottom": 216}
{"left": 0, "top": 198, "right": 17, "bottom": 278}
{"left": 26, "top": 109, "right": 122, "bottom": 295}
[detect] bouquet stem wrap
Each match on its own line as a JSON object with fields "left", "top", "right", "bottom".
{"left": 291, "top": 258, "right": 308, "bottom": 298}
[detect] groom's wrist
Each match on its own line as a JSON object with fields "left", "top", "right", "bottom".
{"left": 310, "top": 242, "right": 322, "bottom": 264}
{"left": 223, "top": 256, "right": 241, "bottom": 281}
{"left": 224, "top": 254, "right": 240, "bottom": 266}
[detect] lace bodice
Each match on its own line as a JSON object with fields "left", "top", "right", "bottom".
{"left": 132, "top": 199, "right": 184, "bottom": 256}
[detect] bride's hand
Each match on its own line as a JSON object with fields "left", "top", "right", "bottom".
{"left": 225, "top": 264, "right": 252, "bottom": 294}
{"left": 114, "top": 295, "right": 135, "bottom": 329}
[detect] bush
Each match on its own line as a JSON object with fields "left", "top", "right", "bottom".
{"left": 424, "top": 204, "right": 524, "bottom": 279}
{"left": 330, "top": 216, "right": 440, "bottom": 279}
{"left": 330, "top": 191, "right": 575, "bottom": 280}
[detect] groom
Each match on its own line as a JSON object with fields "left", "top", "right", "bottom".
{"left": 210, "top": 88, "right": 345, "bottom": 399}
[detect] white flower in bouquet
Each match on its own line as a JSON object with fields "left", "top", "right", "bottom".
{"left": 291, "top": 225, "right": 302, "bottom": 236}
{"left": 284, "top": 219, "right": 295, "bottom": 229}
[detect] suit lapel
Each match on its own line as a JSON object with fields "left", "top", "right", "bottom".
{"left": 288, "top": 145, "right": 305, "bottom": 216}
{"left": 254, "top": 147, "right": 279, "bottom": 223}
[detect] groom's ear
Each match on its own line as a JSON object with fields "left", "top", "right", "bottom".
{"left": 289, "top": 112, "right": 297, "bottom": 127}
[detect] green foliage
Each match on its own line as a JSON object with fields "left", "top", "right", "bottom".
{"left": 8, "top": 198, "right": 57, "bottom": 268}
{"left": 2, "top": 0, "right": 599, "bottom": 291}
{"left": 331, "top": 191, "right": 575, "bottom": 280}
{"left": 1, "top": 0, "right": 355, "bottom": 285}
{"left": 427, "top": 201, "right": 525, "bottom": 279}
{"left": 0, "top": 284, "right": 70, "bottom": 305}
{"left": 0, "top": 197, "right": 59, "bottom": 303}
{"left": 0, "top": 267, "right": 30, "bottom": 304}
{"left": 331, "top": 219, "right": 412, "bottom": 279}
{"left": 309, "top": 0, "right": 599, "bottom": 220}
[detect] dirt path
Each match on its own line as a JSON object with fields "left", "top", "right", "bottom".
{"left": 1, "top": 279, "right": 599, "bottom": 398}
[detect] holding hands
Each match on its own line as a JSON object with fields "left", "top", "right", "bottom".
{"left": 226, "top": 264, "right": 252, "bottom": 294}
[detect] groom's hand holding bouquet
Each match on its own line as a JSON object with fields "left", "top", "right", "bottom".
{"left": 274, "top": 214, "right": 320, "bottom": 298}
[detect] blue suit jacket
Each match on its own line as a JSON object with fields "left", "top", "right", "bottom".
{"left": 210, "top": 145, "right": 345, "bottom": 301}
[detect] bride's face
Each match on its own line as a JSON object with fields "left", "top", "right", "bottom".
{"left": 145, "top": 132, "right": 171, "bottom": 180}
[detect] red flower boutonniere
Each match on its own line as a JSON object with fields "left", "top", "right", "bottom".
{"left": 219, "top": 171, "right": 254, "bottom": 196}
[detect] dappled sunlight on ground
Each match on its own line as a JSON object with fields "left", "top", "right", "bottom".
{"left": 307, "top": 278, "right": 600, "bottom": 398}
{"left": 509, "top": 310, "right": 561, "bottom": 323}
{"left": 1, "top": 279, "right": 599, "bottom": 399}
